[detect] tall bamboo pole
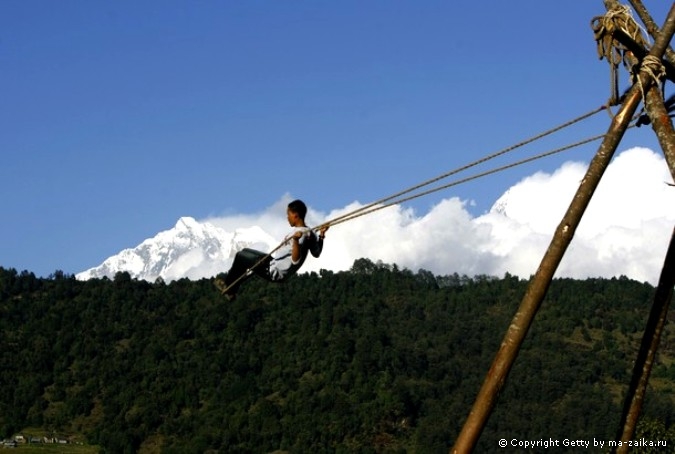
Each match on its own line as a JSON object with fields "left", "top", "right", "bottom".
{"left": 450, "top": 4, "right": 675, "bottom": 452}
{"left": 612, "top": 0, "right": 675, "bottom": 179}
{"left": 644, "top": 76, "right": 675, "bottom": 180}
{"left": 614, "top": 228, "right": 675, "bottom": 453}
{"left": 628, "top": 0, "right": 675, "bottom": 68}
{"left": 611, "top": 3, "right": 675, "bottom": 451}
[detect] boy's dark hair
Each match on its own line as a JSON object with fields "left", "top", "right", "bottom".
{"left": 288, "top": 199, "right": 307, "bottom": 220}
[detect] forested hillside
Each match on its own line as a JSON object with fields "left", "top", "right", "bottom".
{"left": 1, "top": 261, "right": 674, "bottom": 453}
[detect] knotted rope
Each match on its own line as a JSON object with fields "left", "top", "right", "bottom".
{"left": 592, "top": 3, "right": 650, "bottom": 105}
{"left": 634, "top": 54, "right": 666, "bottom": 102}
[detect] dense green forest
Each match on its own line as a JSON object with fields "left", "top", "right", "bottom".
{"left": 1, "top": 261, "right": 674, "bottom": 453}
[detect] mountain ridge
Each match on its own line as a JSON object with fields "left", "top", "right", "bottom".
{"left": 76, "top": 217, "right": 277, "bottom": 282}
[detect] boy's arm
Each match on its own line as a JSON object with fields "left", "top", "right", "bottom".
{"left": 310, "top": 225, "right": 329, "bottom": 258}
{"left": 291, "top": 230, "right": 304, "bottom": 263}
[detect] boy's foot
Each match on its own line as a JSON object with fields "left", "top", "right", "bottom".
{"left": 214, "top": 278, "right": 227, "bottom": 293}
{"left": 214, "top": 278, "right": 237, "bottom": 300}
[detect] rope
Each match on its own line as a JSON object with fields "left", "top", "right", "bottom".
{"left": 635, "top": 54, "right": 666, "bottom": 102}
{"left": 216, "top": 106, "right": 609, "bottom": 296}
{"left": 326, "top": 133, "right": 608, "bottom": 228}
{"left": 592, "top": 3, "right": 650, "bottom": 105}
{"left": 335, "top": 113, "right": 642, "bottom": 227}
{"left": 315, "top": 105, "right": 606, "bottom": 231}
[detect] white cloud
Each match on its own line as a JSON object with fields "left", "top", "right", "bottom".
{"left": 206, "top": 195, "right": 295, "bottom": 240}
{"left": 475, "top": 147, "right": 675, "bottom": 283}
{"left": 203, "top": 147, "right": 674, "bottom": 285}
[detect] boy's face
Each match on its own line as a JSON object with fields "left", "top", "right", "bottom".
{"left": 287, "top": 208, "right": 300, "bottom": 226}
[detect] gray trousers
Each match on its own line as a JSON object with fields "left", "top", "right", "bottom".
{"left": 223, "top": 248, "right": 273, "bottom": 295}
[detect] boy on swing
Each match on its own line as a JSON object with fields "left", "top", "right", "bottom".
{"left": 215, "top": 199, "right": 329, "bottom": 300}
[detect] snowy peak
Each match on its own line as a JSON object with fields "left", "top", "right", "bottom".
{"left": 76, "top": 218, "right": 278, "bottom": 282}
{"left": 489, "top": 189, "right": 511, "bottom": 216}
{"left": 175, "top": 216, "right": 199, "bottom": 231}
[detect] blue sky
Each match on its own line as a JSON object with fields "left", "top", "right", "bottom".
{"left": 2, "top": 1, "right": 673, "bottom": 277}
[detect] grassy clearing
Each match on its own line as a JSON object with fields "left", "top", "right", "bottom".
{"left": 7, "top": 428, "right": 98, "bottom": 454}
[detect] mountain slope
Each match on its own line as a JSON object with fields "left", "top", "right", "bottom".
{"left": 76, "top": 217, "right": 277, "bottom": 282}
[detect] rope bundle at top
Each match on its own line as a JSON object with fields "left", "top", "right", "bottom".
{"left": 592, "top": 2, "right": 650, "bottom": 105}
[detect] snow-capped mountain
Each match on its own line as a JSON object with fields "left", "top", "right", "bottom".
{"left": 489, "top": 188, "right": 512, "bottom": 216}
{"left": 76, "top": 217, "right": 278, "bottom": 282}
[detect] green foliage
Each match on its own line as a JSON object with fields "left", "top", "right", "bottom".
{"left": 0, "top": 264, "right": 673, "bottom": 453}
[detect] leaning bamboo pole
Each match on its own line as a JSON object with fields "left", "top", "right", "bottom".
{"left": 611, "top": 0, "right": 675, "bottom": 179}
{"left": 644, "top": 74, "right": 675, "bottom": 180}
{"left": 450, "top": 3, "right": 675, "bottom": 452}
{"left": 614, "top": 227, "right": 675, "bottom": 453}
{"left": 608, "top": 2, "right": 675, "bottom": 450}
{"left": 629, "top": 0, "right": 675, "bottom": 68}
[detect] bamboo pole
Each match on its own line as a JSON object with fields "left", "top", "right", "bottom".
{"left": 450, "top": 78, "right": 643, "bottom": 454}
{"left": 604, "top": 2, "right": 675, "bottom": 84}
{"left": 613, "top": 228, "right": 675, "bottom": 453}
{"left": 450, "top": 4, "right": 675, "bottom": 452}
{"left": 608, "top": 0, "right": 675, "bottom": 178}
{"left": 643, "top": 81, "right": 675, "bottom": 180}
{"left": 628, "top": 0, "right": 675, "bottom": 67}
{"left": 611, "top": 4, "right": 675, "bottom": 451}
